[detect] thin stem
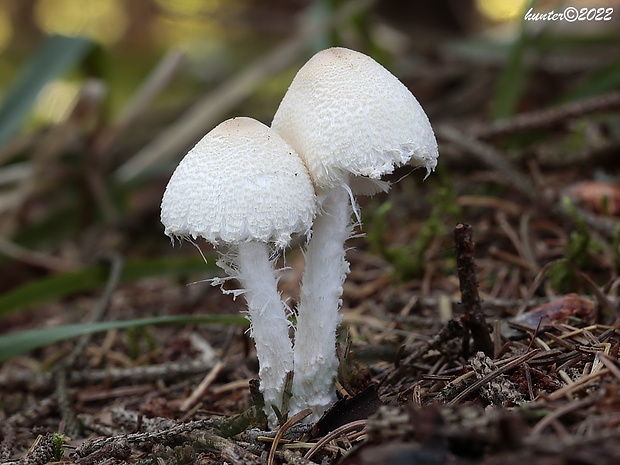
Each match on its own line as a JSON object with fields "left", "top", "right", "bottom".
{"left": 291, "top": 185, "right": 352, "bottom": 420}
{"left": 234, "top": 241, "right": 294, "bottom": 428}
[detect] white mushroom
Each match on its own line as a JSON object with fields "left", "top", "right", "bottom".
{"left": 160, "top": 117, "right": 317, "bottom": 427}
{"left": 271, "top": 47, "right": 438, "bottom": 420}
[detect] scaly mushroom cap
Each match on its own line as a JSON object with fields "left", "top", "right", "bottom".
{"left": 272, "top": 47, "right": 438, "bottom": 191}
{"left": 161, "top": 117, "right": 316, "bottom": 248}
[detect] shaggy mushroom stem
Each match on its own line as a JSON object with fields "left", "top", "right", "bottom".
{"left": 233, "top": 241, "right": 294, "bottom": 427}
{"left": 291, "top": 183, "right": 353, "bottom": 420}
{"left": 161, "top": 117, "right": 317, "bottom": 429}
{"left": 271, "top": 47, "right": 439, "bottom": 422}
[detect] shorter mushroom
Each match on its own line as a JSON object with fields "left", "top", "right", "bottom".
{"left": 160, "top": 117, "right": 317, "bottom": 427}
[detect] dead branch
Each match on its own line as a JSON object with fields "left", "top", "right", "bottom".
{"left": 454, "top": 223, "right": 494, "bottom": 356}
{"left": 470, "top": 91, "right": 620, "bottom": 139}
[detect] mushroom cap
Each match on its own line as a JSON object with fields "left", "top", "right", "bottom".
{"left": 271, "top": 47, "right": 438, "bottom": 192}
{"left": 160, "top": 117, "right": 316, "bottom": 248}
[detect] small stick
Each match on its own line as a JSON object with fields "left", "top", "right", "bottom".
{"left": 454, "top": 223, "right": 494, "bottom": 356}
{"left": 523, "top": 363, "right": 535, "bottom": 401}
{"left": 179, "top": 360, "right": 225, "bottom": 412}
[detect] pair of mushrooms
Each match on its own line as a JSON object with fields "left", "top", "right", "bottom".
{"left": 160, "top": 47, "right": 438, "bottom": 428}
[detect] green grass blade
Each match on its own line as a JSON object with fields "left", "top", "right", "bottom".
{"left": 490, "top": 0, "right": 536, "bottom": 119}
{"left": 0, "top": 255, "right": 217, "bottom": 317}
{"left": 0, "top": 314, "right": 247, "bottom": 363}
{"left": 0, "top": 34, "right": 94, "bottom": 146}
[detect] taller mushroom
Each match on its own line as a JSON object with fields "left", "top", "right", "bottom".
{"left": 160, "top": 117, "right": 316, "bottom": 427}
{"left": 272, "top": 47, "right": 438, "bottom": 420}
